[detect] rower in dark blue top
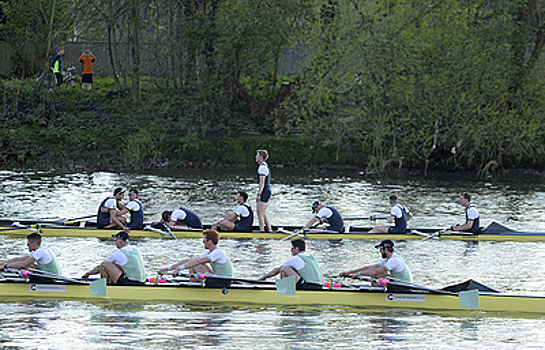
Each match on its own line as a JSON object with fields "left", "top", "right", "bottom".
{"left": 117, "top": 188, "right": 144, "bottom": 230}
{"left": 370, "top": 195, "right": 413, "bottom": 233}
{"left": 300, "top": 201, "right": 345, "bottom": 233}
{"left": 97, "top": 188, "right": 129, "bottom": 232}
{"left": 213, "top": 191, "right": 254, "bottom": 232}
{"left": 156, "top": 207, "right": 203, "bottom": 230}
{"left": 450, "top": 192, "right": 480, "bottom": 234}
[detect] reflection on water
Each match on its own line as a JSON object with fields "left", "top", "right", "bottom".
{"left": 1, "top": 170, "right": 545, "bottom": 348}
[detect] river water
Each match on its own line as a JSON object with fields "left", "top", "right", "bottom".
{"left": 0, "top": 169, "right": 544, "bottom": 349}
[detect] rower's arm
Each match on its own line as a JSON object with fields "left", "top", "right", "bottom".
{"left": 340, "top": 264, "right": 385, "bottom": 277}
{"left": 386, "top": 215, "right": 394, "bottom": 223}
{"left": 3, "top": 256, "right": 36, "bottom": 270}
{"left": 452, "top": 220, "right": 473, "bottom": 231}
{"left": 108, "top": 209, "right": 129, "bottom": 231}
{"left": 303, "top": 217, "right": 320, "bottom": 230}
{"left": 177, "top": 257, "right": 209, "bottom": 271}
{"left": 407, "top": 212, "right": 414, "bottom": 221}
{"left": 224, "top": 212, "right": 238, "bottom": 223}
{"left": 259, "top": 266, "right": 281, "bottom": 280}
{"left": 81, "top": 264, "right": 102, "bottom": 279}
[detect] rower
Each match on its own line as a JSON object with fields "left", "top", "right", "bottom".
{"left": 258, "top": 239, "right": 324, "bottom": 290}
{"left": 369, "top": 195, "right": 413, "bottom": 233}
{"left": 116, "top": 188, "right": 144, "bottom": 230}
{"left": 154, "top": 207, "right": 203, "bottom": 230}
{"left": 0, "top": 233, "right": 61, "bottom": 279}
{"left": 157, "top": 229, "right": 233, "bottom": 288}
{"left": 81, "top": 231, "right": 146, "bottom": 285}
{"left": 339, "top": 239, "right": 412, "bottom": 284}
{"left": 450, "top": 192, "right": 480, "bottom": 234}
{"left": 299, "top": 201, "right": 344, "bottom": 233}
{"left": 97, "top": 188, "right": 129, "bottom": 232}
{"left": 212, "top": 191, "right": 254, "bottom": 232}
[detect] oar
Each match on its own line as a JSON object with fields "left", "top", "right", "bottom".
{"left": 6, "top": 268, "right": 89, "bottom": 285}
{"left": 11, "top": 222, "right": 42, "bottom": 233}
{"left": 278, "top": 229, "right": 307, "bottom": 241}
{"left": 348, "top": 275, "right": 479, "bottom": 308}
{"left": 58, "top": 215, "right": 97, "bottom": 226}
{"left": 344, "top": 216, "right": 387, "bottom": 221}
{"left": 408, "top": 230, "right": 440, "bottom": 240}
{"left": 175, "top": 272, "right": 276, "bottom": 285}
{"left": 144, "top": 224, "right": 178, "bottom": 240}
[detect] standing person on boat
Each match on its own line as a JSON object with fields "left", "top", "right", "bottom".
{"left": 154, "top": 207, "right": 203, "bottom": 230}
{"left": 212, "top": 191, "right": 254, "bottom": 232}
{"left": 258, "top": 239, "right": 324, "bottom": 290}
{"left": 1, "top": 233, "right": 61, "bottom": 276}
{"left": 97, "top": 188, "right": 129, "bottom": 232}
{"left": 116, "top": 188, "right": 144, "bottom": 230}
{"left": 157, "top": 229, "right": 233, "bottom": 287}
{"left": 369, "top": 195, "right": 413, "bottom": 233}
{"left": 299, "top": 201, "right": 345, "bottom": 233}
{"left": 339, "top": 239, "right": 412, "bottom": 283}
{"left": 81, "top": 231, "right": 146, "bottom": 285}
{"left": 450, "top": 192, "right": 480, "bottom": 234}
{"left": 255, "top": 149, "right": 273, "bottom": 233}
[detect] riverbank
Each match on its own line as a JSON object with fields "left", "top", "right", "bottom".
{"left": 2, "top": 77, "right": 545, "bottom": 175}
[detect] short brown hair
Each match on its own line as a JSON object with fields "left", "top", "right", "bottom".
{"left": 256, "top": 149, "right": 269, "bottom": 161}
{"left": 204, "top": 229, "right": 220, "bottom": 245}
{"left": 27, "top": 233, "right": 42, "bottom": 245}
{"left": 461, "top": 192, "right": 471, "bottom": 201}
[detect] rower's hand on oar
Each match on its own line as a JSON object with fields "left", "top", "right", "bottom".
{"left": 157, "top": 266, "right": 172, "bottom": 275}
{"left": 81, "top": 272, "right": 90, "bottom": 281}
{"left": 339, "top": 272, "right": 358, "bottom": 278}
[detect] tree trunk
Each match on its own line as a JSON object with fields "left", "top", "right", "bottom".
{"left": 130, "top": 0, "right": 141, "bottom": 104}
{"left": 106, "top": 0, "right": 119, "bottom": 84}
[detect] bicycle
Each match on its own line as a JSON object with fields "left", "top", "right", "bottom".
{"left": 36, "top": 66, "right": 77, "bottom": 90}
{"left": 63, "top": 66, "right": 77, "bottom": 88}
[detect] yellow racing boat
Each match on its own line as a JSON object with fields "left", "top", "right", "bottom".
{"left": 1, "top": 220, "right": 544, "bottom": 242}
{"left": 0, "top": 275, "right": 544, "bottom": 318}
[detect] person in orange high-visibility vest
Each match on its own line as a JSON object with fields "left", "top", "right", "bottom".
{"left": 78, "top": 49, "right": 97, "bottom": 90}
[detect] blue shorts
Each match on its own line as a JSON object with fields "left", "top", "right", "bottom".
{"left": 259, "top": 188, "right": 272, "bottom": 203}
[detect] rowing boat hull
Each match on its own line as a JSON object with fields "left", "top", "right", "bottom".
{"left": 2, "top": 226, "right": 545, "bottom": 242}
{"left": 0, "top": 280, "right": 543, "bottom": 316}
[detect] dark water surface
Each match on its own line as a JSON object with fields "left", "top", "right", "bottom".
{"left": 0, "top": 170, "right": 544, "bottom": 349}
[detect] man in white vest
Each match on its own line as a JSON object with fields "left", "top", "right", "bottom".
{"left": 81, "top": 231, "right": 146, "bottom": 285}
{"left": 258, "top": 239, "right": 324, "bottom": 290}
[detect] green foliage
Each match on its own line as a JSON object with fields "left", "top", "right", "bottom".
{"left": 280, "top": 0, "right": 545, "bottom": 173}
{"left": 2, "top": 0, "right": 545, "bottom": 173}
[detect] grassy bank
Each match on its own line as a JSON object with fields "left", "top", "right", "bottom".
{"left": 0, "top": 77, "right": 352, "bottom": 172}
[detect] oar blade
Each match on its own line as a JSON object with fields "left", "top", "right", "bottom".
{"left": 90, "top": 278, "right": 107, "bottom": 297}
{"left": 458, "top": 289, "right": 479, "bottom": 309}
{"left": 275, "top": 276, "right": 296, "bottom": 295}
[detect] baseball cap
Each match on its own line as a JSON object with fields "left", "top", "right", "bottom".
{"left": 112, "top": 231, "right": 130, "bottom": 241}
{"left": 375, "top": 239, "right": 394, "bottom": 249}
{"left": 311, "top": 201, "right": 320, "bottom": 213}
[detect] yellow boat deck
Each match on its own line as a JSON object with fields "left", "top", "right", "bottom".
{"left": 2, "top": 226, "right": 545, "bottom": 242}
{"left": 0, "top": 280, "right": 544, "bottom": 317}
